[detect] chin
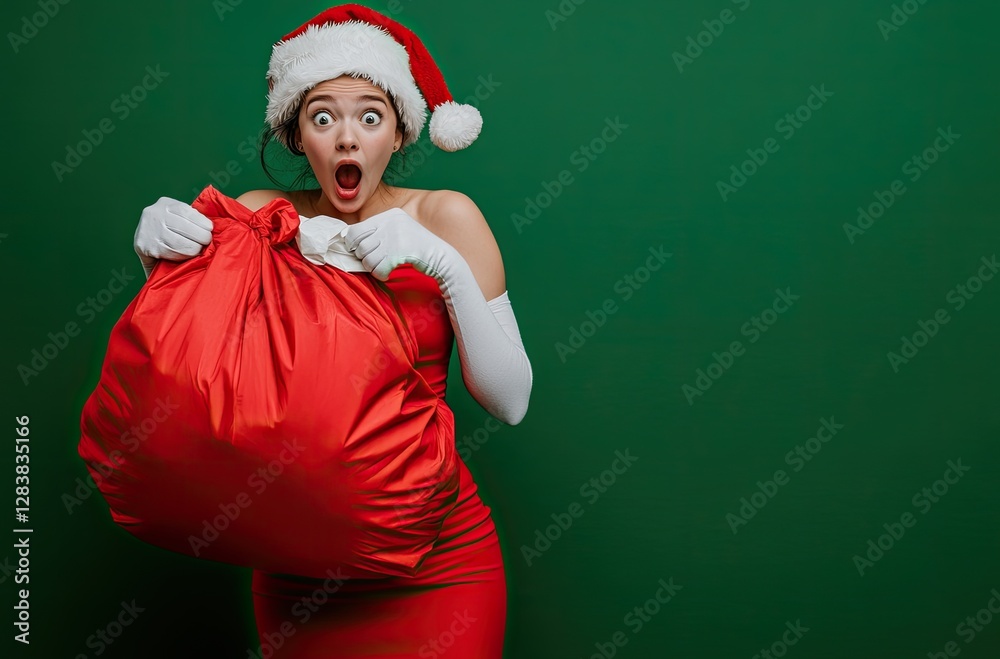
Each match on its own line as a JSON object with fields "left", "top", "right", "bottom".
{"left": 324, "top": 183, "right": 369, "bottom": 209}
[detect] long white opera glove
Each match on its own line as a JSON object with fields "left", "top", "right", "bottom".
{"left": 343, "top": 208, "right": 532, "bottom": 425}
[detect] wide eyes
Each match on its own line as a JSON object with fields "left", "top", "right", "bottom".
{"left": 310, "top": 110, "right": 383, "bottom": 127}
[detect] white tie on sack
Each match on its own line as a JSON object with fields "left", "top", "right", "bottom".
{"left": 294, "top": 214, "right": 368, "bottom": 272}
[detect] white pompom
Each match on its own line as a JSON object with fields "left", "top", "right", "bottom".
{"left": 428, "top": 101, "right": 483, "bottom": 151}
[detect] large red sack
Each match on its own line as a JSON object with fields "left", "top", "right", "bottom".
{"left": 78, "top": 185, "right": 459, "bottom": 579}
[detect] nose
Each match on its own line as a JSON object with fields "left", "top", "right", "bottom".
{"left": 336, "top": 123, "right": 359, "bottom": 152}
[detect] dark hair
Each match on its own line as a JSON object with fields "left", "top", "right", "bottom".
{"left": 258, "top": 91, "right": 408, "bottom": 194}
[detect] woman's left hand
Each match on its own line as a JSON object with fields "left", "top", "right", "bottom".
{"left": 344, "top": 208, "right": 458, "bottom": 282}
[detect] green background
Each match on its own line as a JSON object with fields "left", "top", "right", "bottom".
{"left": 3, "top": 0, "right": 999, "bottom": 657}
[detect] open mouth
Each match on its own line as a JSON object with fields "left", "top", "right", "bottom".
{"left": 334, "top": 162, "right": 362, "bottom": 199}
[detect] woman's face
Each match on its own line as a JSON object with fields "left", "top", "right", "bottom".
{"left": 297, "top": 75, "right": 403, "bottom": 214}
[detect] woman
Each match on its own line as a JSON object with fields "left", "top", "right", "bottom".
{"left": 133, "top": 5, "right": 531, "bottom": 657}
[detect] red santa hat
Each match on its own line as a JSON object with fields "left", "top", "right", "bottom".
{"left": 265, "top": 4, "right": 482, "bottom": 153}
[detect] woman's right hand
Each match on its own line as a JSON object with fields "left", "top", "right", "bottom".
{"left": 134, "top": 197, "right": 214, "bottom": 279}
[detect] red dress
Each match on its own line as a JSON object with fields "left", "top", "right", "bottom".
{"left": 250, "top": 263, "right": 508, "bottom": 658}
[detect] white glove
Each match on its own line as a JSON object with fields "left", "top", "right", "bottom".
{"left": 345, "top": 208, "right": 532, "bottom": 425}
{"left": 134, "top": 197, "right": 214, "bottom": 279}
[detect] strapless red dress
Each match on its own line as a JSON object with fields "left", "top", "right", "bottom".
{"left": 249, "top": 264, "right": 507, "bottom": 658}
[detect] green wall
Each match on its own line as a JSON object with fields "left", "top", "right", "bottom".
{"left": 3, "top": 0, "right": 999, "bottom": 657}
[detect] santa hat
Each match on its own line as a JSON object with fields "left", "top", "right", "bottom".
{"left": 265, "top": 4, "right": 482, "bottom": 153}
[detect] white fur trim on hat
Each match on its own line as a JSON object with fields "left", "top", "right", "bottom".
{"left": 265, "top": 21, "right": 428, "bottom": 150}
{"left": 429, "top": 101, "right": 483, "bottom": 152}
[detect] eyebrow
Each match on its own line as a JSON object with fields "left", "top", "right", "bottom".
{"left": 305, "top": 94, "right": 388, "bottom": 108}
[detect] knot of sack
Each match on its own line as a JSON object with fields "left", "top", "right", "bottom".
{"left": 249, "top": 200, "right": 300, "bottom": 245}
{"left": 190, "top": 186, "right": 302, "bottom": 246}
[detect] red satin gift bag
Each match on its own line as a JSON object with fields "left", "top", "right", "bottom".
{"left": 78, "top": 185, "right": 459, "bottom": 579}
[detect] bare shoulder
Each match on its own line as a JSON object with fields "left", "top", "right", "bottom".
{"left": 235, "top": 189, "right": 293, "bottom": 212}
{"left": 418, "top": 189, "right": 507, "bottom": 301}
{"left": 418, "top": 190, "right": 495, "bottom": 246}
